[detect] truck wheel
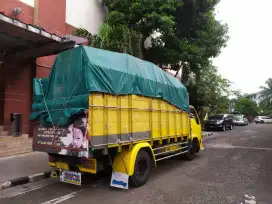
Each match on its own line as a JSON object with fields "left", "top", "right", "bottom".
{"left": 130, "top": 150, "right": 152, "bottom": 187}
{"left": 184, "top": 140, "right": 197, "bottom": 161}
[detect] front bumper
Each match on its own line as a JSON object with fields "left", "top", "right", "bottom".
{"left": 205, "top": 123, "right": 224, "bottom": 129}
{"left": 233, "top": 121, "right": 245, "bottom": 125}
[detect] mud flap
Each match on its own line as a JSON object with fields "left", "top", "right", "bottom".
{"left": 110, "top": 172, "right": 129, "bottom": 189}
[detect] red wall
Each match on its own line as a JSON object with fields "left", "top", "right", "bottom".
{"left": 2, "top": 61, "right": 35, "bottom": 134}
{"left": 38, "top": 0, "right": 66, "bottom": 35}
{"left": 0, "top": 67, "right": 5, "bottom": 125}
{"left": 0, "top": 0, "right": 34, "bottom": 24}
{"left": 0, "top": 0, "right": 34, "bottom": 132}
{"left": 0, "top": 0, "right": 77, "bottom": 135}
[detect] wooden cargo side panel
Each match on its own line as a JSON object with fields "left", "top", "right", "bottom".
{"left": 131, "top": 95, "right": 150, "bottom": 140}
{"left": 88, "top": 93, "right": 189, "bottom": 147}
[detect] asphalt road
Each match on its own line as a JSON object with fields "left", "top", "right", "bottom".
{"left": 1, "top": 124, "right": 271, "bottom": 204}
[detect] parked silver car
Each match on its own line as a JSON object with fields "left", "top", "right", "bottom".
{"left": 233, "top": 115, "right": 248, "bottom": 126}
{"left": 254, "top": 116, "right": 272, "bottom": 124}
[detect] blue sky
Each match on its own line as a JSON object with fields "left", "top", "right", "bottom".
{"left": 214, "top": 0, "right": 272, "bottom": 94}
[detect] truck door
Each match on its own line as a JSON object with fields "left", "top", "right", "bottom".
{"left": 189, "top": 106, "right": 203, "bottom": 150}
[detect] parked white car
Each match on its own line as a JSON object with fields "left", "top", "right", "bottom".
{"left": 254, "top": 116, "right": 272, "bottom": 124}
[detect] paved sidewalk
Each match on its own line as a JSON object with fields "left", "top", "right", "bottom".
{"left": 0, "top": 152, "right": 49, "bottom": 183}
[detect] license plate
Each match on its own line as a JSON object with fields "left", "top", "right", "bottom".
{"left": 60, "top": 170, "right": 81, "bottom": 186}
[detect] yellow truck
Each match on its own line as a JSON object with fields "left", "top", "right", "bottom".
{"left": 31, "top": 46, "right": 203, "bottom": 189}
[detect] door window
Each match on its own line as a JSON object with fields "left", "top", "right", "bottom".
{"left": 190, "top": 108, "right": 200, "bottom": 124}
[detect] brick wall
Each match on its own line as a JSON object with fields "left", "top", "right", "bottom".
{"left": 0, "top": 0, "right": 34, "bottom": 24}
{"left": 0, "top": 0, "right": 78, "bottom": 135}
{"left": 2, "top": 61, "right": 35, "bottom": 134}
{"left": 0, "top": 66, "right": 5, "bottom": 125}
{"left": 0, "top": 0, "right": 34, "bottom": 129}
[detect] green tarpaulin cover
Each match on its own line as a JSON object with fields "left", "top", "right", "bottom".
{"left": 30, "top": 46, "right": 189, "bottom": 125}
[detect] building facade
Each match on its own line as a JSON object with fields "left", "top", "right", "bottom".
{"left": 0, "top": 0, "right": 105, "bottom": 136}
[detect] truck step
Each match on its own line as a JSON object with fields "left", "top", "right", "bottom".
{"left": 156, "top": 150, "right": 188, "bottom": 162}
{"left": 153, "top": 141, "right": 188, "bottom": 162}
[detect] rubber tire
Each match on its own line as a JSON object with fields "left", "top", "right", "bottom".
{"left": 222, "top": 125, "right": 226, "bottom": 132}
{"left": 184, "top": 140, "right": 197, "bottom": 161}
{"left": 229, "top": 125, "right": 233, "bottom": 130}
{"left": 260, "top": 121, "right": 264, "bottom": 124}
{"left": 130, "top": 150, "right": 152, "bottom": 187}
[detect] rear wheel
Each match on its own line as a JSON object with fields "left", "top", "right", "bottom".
{"left": 260, "top": 120, "right": 264, "bottom": 124}
{"left": 229, "top": 124, "right": 233, "bottom": 130}
{"left": 130, "top": 150, "right": 152, "bottom": 187}
{"left": 222, "top": 125, "right": 226, "bottom": 132}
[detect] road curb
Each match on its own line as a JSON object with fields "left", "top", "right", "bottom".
{"left": 0, "top": 170, "right": 51, "bottom": 191}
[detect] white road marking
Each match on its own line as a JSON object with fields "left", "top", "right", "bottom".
{"left": 206, "top": 144, "right": 272, "bottom": 151}
{"left": 0, "top": 178, "right": 57, "bottom": 198}
{"left": 245, "top": 195, "right": 256, "bottom": 200}
{"left": 5, "top": 186, "right": 46, "bottom": 198}
{"left": 40, "top": 191, "right": 78, "bottom": 204}
{"left": 241, "top": 194, "right": 257, "bottom": 204}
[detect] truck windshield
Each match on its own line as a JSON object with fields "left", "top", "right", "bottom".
{"left": 209, "top": 115, "right": 224, "bottom": 120}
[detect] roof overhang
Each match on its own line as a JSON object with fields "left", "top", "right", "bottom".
{"left": 0, "top": 13, "right": 76, "bottom": 62}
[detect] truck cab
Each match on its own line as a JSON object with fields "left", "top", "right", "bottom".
{"left": 189, "top": 106, "right": 203, "bottom": 153}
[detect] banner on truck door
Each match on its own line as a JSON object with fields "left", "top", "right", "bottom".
{"left": 33, "top": 115, "right": 89, "bottom": 158}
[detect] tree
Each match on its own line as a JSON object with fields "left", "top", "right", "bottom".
{"left": 234, "top": 98, "right": 259, "bottom": 117}
{"left": 74, "top": 0, "right": 228, "bottom": 73}
{"left": 189, "top": 64, "right": 232, "bottom": 120}
{"left": 144, "top": 0, "right": 229, "bottom": 78}
{"left": 259, "top": 102, "right": 272, "bottom": 116}
{"left": 73, "top": 24, "right": 142, "bottom": 57}
{"left": 73, "top": 0, "right": 229, "bottom": 118}
{"left": 260, "top": 78, "right": 272, "bottom": 104}
{"left": 74, "top": 0, "right": 180, "bottom": 58}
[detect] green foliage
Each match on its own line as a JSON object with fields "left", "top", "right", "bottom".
{"left": 145, "top": 0, "right": 228, "bottom": 74}
{"left": 74, "top": 0, "right": 228, "bottom": 69}
{"left": 234, "top": 98, "right": 259, "bottom": 117}
{"left": 259, "top": 102, "right": 272, "bottom": 116}
{"left": 189, "top": 64, "right": 232, "bottom": 116}
{"left": 260, "top": 78, "right": 272, "bottom": 104}
{"left": 73, "top": 0, "right": 229, "bottom": 118}
{"left": 73, "top": 25, "right": 142, "bottom": 57}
